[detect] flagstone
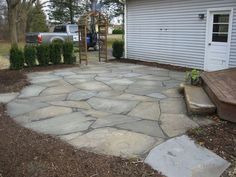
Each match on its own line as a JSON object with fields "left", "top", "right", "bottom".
{"left": 87, "top": 97, "right": 139, "bottom": 114}
{"left": 128, "top": 102, "right": 160, "bottom": 120}
{"left": 69, "top": 127, "right": 158, "bottom": 158}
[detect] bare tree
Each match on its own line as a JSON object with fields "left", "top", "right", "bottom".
{"left": 6, "top": 0, "right": 36, "bottom": 45}
{"left": 6, "top": 0, "right": 21, "bottom": 44}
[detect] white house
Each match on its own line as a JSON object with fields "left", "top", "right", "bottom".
{"left": 124, "top": 0, "right": 236, "bottom": 71}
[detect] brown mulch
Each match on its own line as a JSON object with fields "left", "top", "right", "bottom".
{"left": 0, "top": 104, "right": 164, "bottom": 177}
{"left": 109, "top": 58, "right": 195, "bottom": 72}
{"left": 0, "top": 64, "right": 79, "bottom": 93}
{"left": 187, "top": 120, "right": 236, "bottom": 177}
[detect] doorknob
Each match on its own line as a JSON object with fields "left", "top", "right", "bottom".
{"left": 208, "top": 43, "right": 211, "bottom": 46}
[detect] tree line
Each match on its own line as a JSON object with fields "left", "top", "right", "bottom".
{"left": 0, "top": 0, "right": 124, "bottom": 46}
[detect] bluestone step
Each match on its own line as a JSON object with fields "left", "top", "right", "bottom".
{"left": 184, "top": 85, "right": 216, "bottom": 115}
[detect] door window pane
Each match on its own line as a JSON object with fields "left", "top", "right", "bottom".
{"left": 213, "top": 24, "right": 229, "bottom": 33}
{"left": 213, "top": 14, "right": 229, "bottom": 23}
{"left": 212, "top": 33, "right": 228, "bottom": 42}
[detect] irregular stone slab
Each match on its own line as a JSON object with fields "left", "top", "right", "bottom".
{"left": 59, "top": 132, "right": 83, "bottom": 141}
{"left": 110, "top": 84, "right": 128, "bottom": 91}
{"left": 87, "top": 97, "right": 139, "bottom": 114}
{"left": 49, "top": 101, "right": 91, "bottom": 109}
{"left": 163, "top": 80, "right": 182, "bottom": 88}
{"left": 138, "top": 75, "right": 170, "bottom": 81}
{"left": 117, "top": 120, "right": 165, "bottom": 138}
{"left": 160, "top": 98, "right": 186, "bottom": 114}
{"left": 147, "top": 93, "right": 167, "bottom": 99}
{"left": 67, "top": 90, "right": 97, "bottom": 101}
{"left": 128, "top": 102, "right": 160, "bottom": 120}
{"left": 27, "top": 94, "right": 67, "bottom": 103}
{"left": 30, "top": 75, "right": 61, "bottom": 84}
{"left": 0, "top": 92, "right": 19, "bottom": 103}
{"left": 184, "top": 85, "right": 216, "bottom": 115}
{"left": 122, "top": 72, "right": 143, "bottom": 78}
{"left": 162, "top": 88, "right": 182, "bottom": 98}
{"left": 14, "top": 106, "right": 72, "bottom": 124}
{"left": 133, "top": 80, "right": 163, "bottom": 87}
{"left": 92, "top": 114, "right": 140, "bottom": 128}
{"left": 160, "top": 114, "right": 199, "bottom": 137}
{"left": 54, "top": 71, "right": 76, "bottom": 77}
{"left": 41, "top": 85, "right": 77, "bottom": 96}
{"left": 95, "top": 76, "right": 115, "bottom": 82}
{"left": 69, "top": 127, "right": 157, "bottom": 158}
{"left": 7, "top": 100, "right": 48, "bottom": 117}
{"left": 114, "top": 93, "right": 154, "bottom": 101}
{"left": 107, "top": 78, "right": 134, "bottom": 85}
{"left": 169, "top": 71, "right": 185, "bottom": 81}
{"left": 65, "top": 74, "right": 96, "bottom": 79}
{"left": 24, "top": 112, "right": 95, "bottom": 135}
{"left": 134, "top": 68, "right": 169, "bottom": 77}
{"left": 97, "top": 72, "right": 120, "bottom": 78}
{"left": 35, "top": 79, "right": 69, "bottom": 88}
{"left": 96, "top": 91, "right": 123, "bottom": 98}
{"left": 75, "top": 81, "right": 111, "bottom": 91}
{"left": 126, "top": 85, "right": 165, "bottom": 96}
{"left": 19, "top": 85, "right": 46, "bottom": 98}
{"left": 145, "top": 135, "right": 230, "bottom": 177}
{"left": 81, "top": 109, "right": 110, "bottom": 119}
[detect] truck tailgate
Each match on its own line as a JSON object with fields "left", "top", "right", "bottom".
{"left": 25, "top": 33, "right": 39, "bottom": 43}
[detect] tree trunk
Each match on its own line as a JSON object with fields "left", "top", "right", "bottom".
{"left": 8, "top": 7, "right": 18, "bottom": 45}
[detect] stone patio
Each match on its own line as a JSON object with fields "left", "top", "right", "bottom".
{"left": 4, "top": 62, "right": 213, "bottom": 158}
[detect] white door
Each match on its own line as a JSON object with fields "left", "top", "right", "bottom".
{"left": 205, "top": 9, "right": 233, "bottom": 71}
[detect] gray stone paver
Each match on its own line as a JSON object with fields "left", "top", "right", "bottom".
{"left": 116, "top": 120, "right": 165, "bottom": 138}
{"left": 160, "top": 114, "right": 199, "bottom": 137}
{"left": 24, "top": 112, "right": 95, "bottom": 135}
{"left": 87, "top": 97, "right": 139, "bottom": 114}
{"left": 19, "top": 85, "right": 46, "bottom": 98}
{"left": 69, "top": 127, "right": 159, "bottom": 158}
{"left": 6, "top": 62, "right": 216, "bottom": 160}
{"left": 0, "top": 92, "right": 19, "bottom": 103}
{"left": 91, "top": 114, "right": 140, "bottom": 128}
{"left": 145, "top": 135, "right": 230, "bottom": 177}
{"left": 128, "top": 102, "right": 160, "bottom": 120}
{"left": 13, "top": 106, "right": 72, "bottom": 124}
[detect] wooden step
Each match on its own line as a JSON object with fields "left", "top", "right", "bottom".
{"left": 184, "top": 85, "right": 216, "bottom": 115}
{"left": 201, "top": 69, "right": 236, "bottom": 123}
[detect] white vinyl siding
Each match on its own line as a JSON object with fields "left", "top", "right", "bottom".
{"left": 126, "top": 0, "right": 236, "bottom": 69}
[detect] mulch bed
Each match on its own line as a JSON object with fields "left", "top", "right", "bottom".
{"left": 109, "top": 58, "right": 195, "bottom": 72}
{"left": 187, "top": 120, "right": 236, "bottom": 177}
{"left": 0, "top": 64, "right": 78, "bottom": 93}
{"left": 0, "top": 104, "right": 163, "bottom": 177}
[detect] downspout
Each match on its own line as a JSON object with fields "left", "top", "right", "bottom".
{"left": 124, "top": 0, "right": 127, "bottom": 58}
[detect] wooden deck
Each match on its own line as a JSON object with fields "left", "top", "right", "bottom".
{"left": 201, "top": 68, "right": 236, "bottom": 123}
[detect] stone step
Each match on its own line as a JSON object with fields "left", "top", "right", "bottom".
{"left": 184, "top": 85, "right": 216, "bottom": 115}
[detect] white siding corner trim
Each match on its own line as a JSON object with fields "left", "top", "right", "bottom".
{"left": 126, "top": 0, "right": 236, "bottom": 70}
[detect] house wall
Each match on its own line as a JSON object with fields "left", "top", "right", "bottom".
{"left": 126, "top": 0, "right": 236, "bottom": 69}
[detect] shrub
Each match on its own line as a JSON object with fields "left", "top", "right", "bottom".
{"left": 24, "top": 45, "right": 37, "bottom": 67}
{"left": 112, "top": 40, "right": 124, "bottom": 59}
{"left": 112, "top": 28, "right": 124, "bottom": 34}
{"left": 50, "top": 42, "right": 62, "bottom": 65}
{"left": 36, "top": 44, "right": 50, "bottom": 66}
{"left": 63, "top": 41, "right": 75, "bottom": 64}
{"left": 186, "top": 69, "right": 202, "bottom": 86}
{"left": 9, "top": 44, "right": 24, "bottom": 70}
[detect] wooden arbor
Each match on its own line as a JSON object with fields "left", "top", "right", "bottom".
{"left": 78, "top": 11, "right": 108, "bottom": 65}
